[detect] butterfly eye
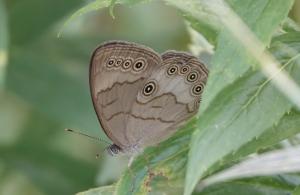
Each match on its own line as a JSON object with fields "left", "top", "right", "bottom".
{"left": 191, "top": 84, "right": 203, "bottom": 96}
{"left": 106, "top": 58, "right": 116, "bottom": 68}
{"left": 133, "top": 59, "right": 146, "bottom": 72}
{"left": 122, "top": 59, "right": 132, "bottom": 70}
{"left": 115, "top": 58, "right": 123, "bottom": 67}
{"left": 187, "top": 71, "right": 199, "bottom": 83}
{"left": 167, "top": 65, "right": 179, "bottom": 76}
{"left": 180, "top": 65, "right": 190, "bottom": 75}
{"left": 142, "top": 81, "right": 157, "bottom": 96}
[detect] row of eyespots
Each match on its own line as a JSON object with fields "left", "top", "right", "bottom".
{"left": 106, "top": 57, "right": 147, "bottom": 73}
{"left": 141, "top": 80, "right": 204, "bottom": 98}
{"left": 166, "top": 64, "right": 201, "bottom": 83}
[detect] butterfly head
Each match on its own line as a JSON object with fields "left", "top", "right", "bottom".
{"left": 106, "top": 144, "right": 122, "bottom": 156}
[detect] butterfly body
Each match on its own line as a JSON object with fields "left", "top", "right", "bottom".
{"left": 89, "top": 41, "right": 208, "bottom": 155}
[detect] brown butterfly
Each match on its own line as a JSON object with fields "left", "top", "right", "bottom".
{"left": 89, "top": 41, "right": 208, "bottom": 156}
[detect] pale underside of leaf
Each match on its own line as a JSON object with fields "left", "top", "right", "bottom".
{"left": 76, "top": 185, "right": 115, "bottom": 195}
{"left": 199, "top": 146, "right": 300, "bottom": 189}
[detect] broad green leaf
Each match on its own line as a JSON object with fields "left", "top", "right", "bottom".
{"left": 77, "top": 185, "right": 115, "bottom": 195}
{"left": 0, "top": 0, "right": 8, "bottom": 89}
{"left": 186, "top": 33, "right": 300, "bottom": 195}
{"left": 186, "top": 67, "right": 298, "bottom": 194}
{"left": 200, "top": 0, "right": 294, "bottom": 112}
{"left": 201, "top": 108, "right": 300, "bottom": 181}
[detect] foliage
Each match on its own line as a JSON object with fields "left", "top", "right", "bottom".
{"left": 1, "top": 0, "right": 300, "bottom": 195}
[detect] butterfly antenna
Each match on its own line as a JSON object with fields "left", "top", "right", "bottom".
{"left": 64, "top": 128, "right": 111, "bottom": 145}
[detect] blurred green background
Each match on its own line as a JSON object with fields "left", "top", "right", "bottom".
{"left": 0, "top": 0, "right": 299, "bottom": 194}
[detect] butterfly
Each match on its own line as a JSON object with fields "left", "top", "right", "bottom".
{"left": 89, "top": 41, "right": 208, "bottom": 156}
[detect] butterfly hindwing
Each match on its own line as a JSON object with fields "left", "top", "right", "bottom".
{"left": 128, "top": 51, "right": 208, "bottom": 147}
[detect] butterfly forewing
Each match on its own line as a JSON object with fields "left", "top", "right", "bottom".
{"left": 90, "top": 41, "right": 162, "bottom": 150}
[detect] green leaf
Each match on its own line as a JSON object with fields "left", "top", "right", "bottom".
{"left": 229, "top": 109, "right": 300, "bottom": 160}
{"left": 186, "top": 31, "right": 300, "bottom": 195}
{"left": 240, "top": 175, "right": 300, "bottom": 191}
{"left": 114, "top": 120, "right": 196, "bottom": 194}
{"left": 200, "top": 0, "right": 294, "bottom": 112}
{"left": 195, "top": 181, "right": 291, "bottom": 195}
{"left": 77, "top": 185, "right": 115, "bottom": 195}
{"left": 200, "top": 108, "right": 300, "bottom": 182}
{"left": 197, "top": 174, "right": 300, "bottom": 194}
{"left": 0, "top": 0, "right": 8, "bottom": 89}
{"left": 200, "top": 146, "right": 300, "bottom": 188}
{"left": 197, "top": 173, "right": 300, "bottom": 194}
{"left": 186, "top": 66, "right": 297, "bottom": 194}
